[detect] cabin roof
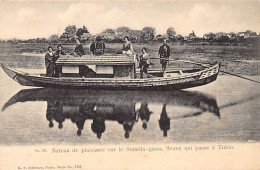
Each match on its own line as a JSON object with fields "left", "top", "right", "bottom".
{"left": 56, "top": 54, "right": 135, "bottom": 65}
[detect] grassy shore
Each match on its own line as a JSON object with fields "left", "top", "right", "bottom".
{"left": 0, "top": 42, "right": 259, "bottom": 75}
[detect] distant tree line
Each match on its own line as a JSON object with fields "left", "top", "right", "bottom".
{"left": 0, "top": 25, "right": 259, "bottom": 45}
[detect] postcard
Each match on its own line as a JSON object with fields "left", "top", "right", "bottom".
{"left": 0, "top": 0, "right": 259, "bottom": 169}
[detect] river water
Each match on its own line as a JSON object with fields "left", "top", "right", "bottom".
{"left": 0, "top": 68, "right": 259, "bottom": 145}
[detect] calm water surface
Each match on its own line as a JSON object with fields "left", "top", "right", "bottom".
{"left": 0, "top": 69, "right": 259, "bottom": 145}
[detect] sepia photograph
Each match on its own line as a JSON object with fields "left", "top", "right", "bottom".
{"left": 0, "top": 0, "right": 259, "bottom": 169}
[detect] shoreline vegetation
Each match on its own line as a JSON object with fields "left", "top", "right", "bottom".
{"left": 0, "top": 42, "right": 259, "bottom": 76}
{"left": 0, "top": 26, "right": 259, "bottom": 75}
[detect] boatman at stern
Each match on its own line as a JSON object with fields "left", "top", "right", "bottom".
{"left": 158, "top": 38, "right": 170, "bottom": 74}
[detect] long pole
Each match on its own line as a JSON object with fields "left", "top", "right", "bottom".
{"left": 150, "top": 58, "right": 260, "bottom": 84}
{"left": 220, "top": 70, "right": 260, "bottom": 84}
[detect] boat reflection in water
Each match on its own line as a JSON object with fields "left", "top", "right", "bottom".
{"left": 2, "top": 88, "right": 220, "bottom": 139}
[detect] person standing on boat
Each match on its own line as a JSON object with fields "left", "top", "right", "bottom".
{"left": 139, "top": 47, "right": 151, "bottom": 78}
{"left": 158, "top": 38, "right": 170, "bottom": 74}
{"left": 45, "top": 46, "right": 55, "bottom": 77}
{"left": 54, "top": 45, "right": 66, "bottom": 59}
{"left": 90, "top": 36, "right": 105, "bottom": 55}
{"left": 53, "top": 45, "right": 66, "bottom": 77}
{"left": 73, "top": 38, "right": 85, "bottom": 57}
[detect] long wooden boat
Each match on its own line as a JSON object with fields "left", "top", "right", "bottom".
{"left": 1, "top": 54, "right": 220, "bottom": 90}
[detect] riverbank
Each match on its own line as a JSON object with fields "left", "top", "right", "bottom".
{"left": 0, "top": 43, "right": 259, "bottom": 75}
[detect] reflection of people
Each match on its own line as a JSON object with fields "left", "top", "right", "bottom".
{"left": 91, "top": 116, "right": 106, "bottom": 139}
{"left": 123, "top": 122, "right": 134, "bottom": 139}
{"left": 90, "top": 36, "right": 105, "bottom": 55}
{"left": 75, "top": 103, "right": 96, "bottom": 136}
{"left": 115, "top": 101, "right": 137, "bottom": 139}
{"left": 139, "top": 102, "right": 152, "bottom": 130}
{"left": 46, "top": 100, "right": 55, "bottom": 128}
{"left": 52, "top": 101, "right": 64, "bottom": 129}
{"left": 45, "top": 46, "right": 54, "bottom": 77}
{"left": 159, "top": 104, "right": 170, "bottom": 137}
{"left": 74, "top": 106, "right": 88, "bottom": 136}
{"left": 53, "top": 45, "right": 66, "bottom": 77}
{"left": 46, "top": 100, "right": 64, "bottom": 129}
{"left": 139, "top": 47, "right": 151, "bottom": 79}
{"left": 158, "top": 38, "right": 170, "bottom": 74}
{"left": 73, "top": 38, "right": 85, "bottom": 57}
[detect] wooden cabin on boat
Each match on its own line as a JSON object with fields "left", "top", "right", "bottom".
{"left": 55, "top": 54, "right": 136, "bottom": 78}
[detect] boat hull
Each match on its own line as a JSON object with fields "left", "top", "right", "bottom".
{"left": 1, "top": 63, "right": 220, "bottom": 90}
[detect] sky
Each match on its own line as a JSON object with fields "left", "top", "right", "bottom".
{"left": 0, "top": 0, "right": 259, "bottom": 40}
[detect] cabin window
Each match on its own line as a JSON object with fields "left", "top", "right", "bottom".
{"left": 62, "top": 66, "right": 79, "bottom": 73}
{"left": 96, "top": 66, "right": 113, "bottom": 74}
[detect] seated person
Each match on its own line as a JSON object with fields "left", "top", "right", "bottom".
{"left": 90, "top": 36, "right": 105, "bottom": 55}
{"left": 72, "top": 38, "right": 85, "bottom": 57}
{"left": 116, "top": 36, "right": 135, "bottom": 56}
{"left": 70, "top": 38, "right": 86, "bottom": 77}
{"left": 54, "top": 45, "right": 66, "bottom": 58}
{"left": 139, "top": 47, "right": 150, "bottom": 78}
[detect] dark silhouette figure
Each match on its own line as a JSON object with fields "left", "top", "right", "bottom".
{"left": 51, "top": 101, "right": 64, "bottom": 129}
{"left": 115, "top": 101, "right": 137, "bottom": 139}
{"left": 46, "top": 100, "right": 56, "bottom": 128}
{"left": 123, "top": 122, "right": 134, "bottom": 139}
{"left": 70, "top": 103, "right": 96, "bottom": 136}
{"left": 91, "top": 115, "right": 106, "bottom": 139}
{"left": 139, "top": 102, "right": 152, "bottom": 129}
{"left": 159, "top": 104, "right": 170, "bottom": 137}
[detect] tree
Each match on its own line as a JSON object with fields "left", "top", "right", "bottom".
{"left": 116, "top": 27, "right": 131, "bottom": 33}
{"left": 129, "top": 30, "right": 143, "bottom": 42}
{"left": 81, "top": 33, "right": 93, "bottom": 42}
{"left": 82, "top": 25, "right": 89, "bottom": 34}
{"left": 176, "top": 34, "right": 183, "bottom": 41}
{"left": 203, "top": 32, "right": 215, "bottom": 41}
{"left": 115, "top": 27, "right": 131, "bottom": 41}
{"left": 48, "top": 34, "right": 59, "bottom": 43}
{"left": 76, "top": 25, "right": 89, "bottom": 37}
{"left": 142, "top": 27, "right": 156, "bottom": 41}
{"left": 229, "top": 32, "right": 236, "bottom": 39}
{"left": 166, "top": 27, "right": 176, "bottom": 40}
{"left": 63, "top": 25, "right": 77, "bottom": 42}
{"left": 100, "top": 28, "right": 116, "bottom": 40}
